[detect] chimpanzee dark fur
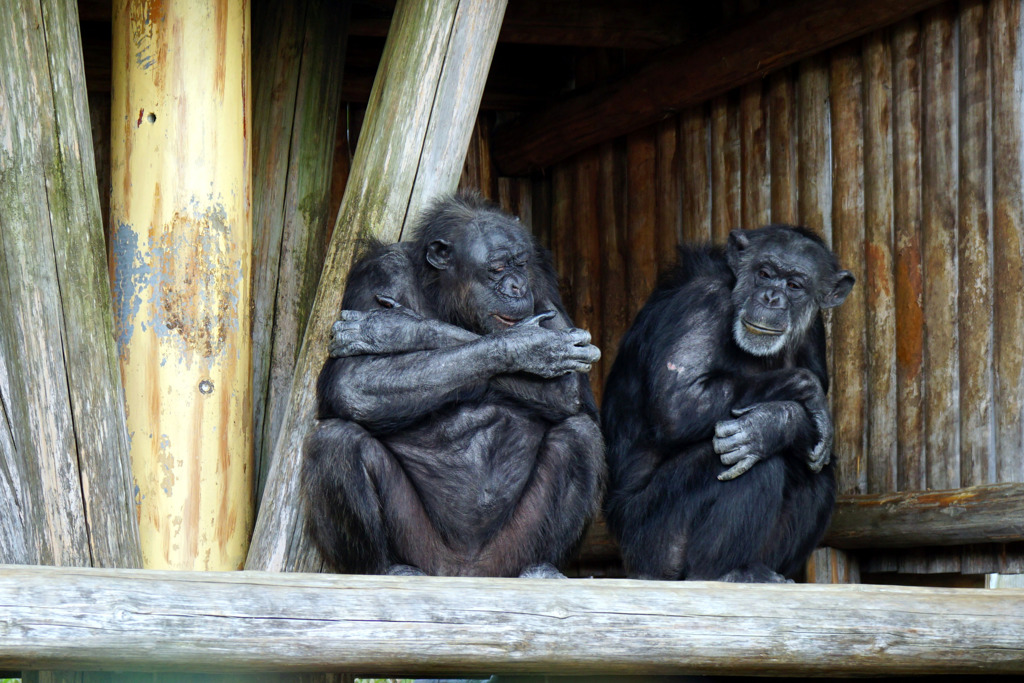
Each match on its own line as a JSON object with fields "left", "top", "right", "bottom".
{"left": 601, "top": 225, "right": 854, "bottom": 582}
{"left": 302, "top": 193, "right": 605, "bottom": 578}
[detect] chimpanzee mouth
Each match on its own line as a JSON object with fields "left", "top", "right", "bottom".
{"left": 493, "top": 313, "right": 523, "bottom": 327}
{"left": 742, "top": 319, "right": 785, "bottom": 336}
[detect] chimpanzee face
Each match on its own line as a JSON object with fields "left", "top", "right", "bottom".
{"left": 426, "top": 214, "right": 536, "bottom": 334}
{"left": 727, "top": 226, "right": 854, "bottom": 357}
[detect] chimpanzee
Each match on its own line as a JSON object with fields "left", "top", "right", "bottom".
{"left": 601, "top": 225, "right": 855, "bottom": 582}
{"left": 302, "top": 193, "right": 605, "bottom": 578}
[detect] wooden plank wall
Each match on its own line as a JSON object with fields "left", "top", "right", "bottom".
{"left": 467, "top": 0, "right": 1024, "bottom": 574}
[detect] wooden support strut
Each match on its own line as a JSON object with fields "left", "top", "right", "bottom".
{"left": 1, "top": 566, "right": 1023, "bottom": 676}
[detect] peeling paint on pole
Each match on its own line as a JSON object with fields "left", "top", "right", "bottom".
{"left": 110, "top": 0, "right": 253, "bottom": 570}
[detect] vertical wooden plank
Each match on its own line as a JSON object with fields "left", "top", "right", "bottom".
{"left": 574, "top": 150, "right": 603, "bottom": 400}
{"left": 991, "top": 0, "right": 1024, "bottom": 484}
{"left": 892, "top": 17, "right": 927, "bottom": 492}
{"left": 958, "top": 0, "right": 994, "bottom": 489}
{"left": 530, "top": 173, "right": 552, "bottom": 251}
{"left": 655, "top": 118, "right": 682, "bottom": 271}
{"left": 252, "top": 0, "right": 350, "bottom": 508}
{"left": 550, "top": 162, "right": 575, "bottom": 309}
{"left": 458, "top": 116, "right": 496, "bottom": 199}
{"left": 740, "top": 81, "right": 770, "bottom": 228}
{"left": 0, "top": 0, "right": 139, "bottom": 568}
{"left": 710, "top": 94, "right": 741, "bottom": 243}
{"left": 920, "top": 5, "right": 960, "bottom": 491}
{"left": 863, "top": 31, "right": 898, "bottom": 494}
{"left": 626, "top": 128, "right": 658, "bottom": 319}
{"left": 599, "top": 140, "right": 629, "bottom": 383}
{"left": 806, "top": 547, "right": 861, "bottom": 584}
{"left": 680, "top": 106, "right": 711, "bottom": 244}
{"left": 796, "top": 55, "right": 832, "bottom": 242}
{"left": 768, "top": 69, "right": 797, "bottom": 225}
{"left": 246, "top": 0, "right": 508, "bottom": 572}
{"left": 829, "top": 43, "right": 868, "bottom": 496}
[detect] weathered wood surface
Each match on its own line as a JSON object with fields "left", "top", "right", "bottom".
{"left": 492, "top": 0, "right": 949, "bottom": 174}
{"left": 824, "top": 483, "right": 1024, "bottom": 549}
{"left": 110, "top": 0, "right": 252, "bottom": 571}
{"left": 862, "top": 30, "right": 897, "bottom": 494}
{"left": 251, "top": 0, "right": 350, "bottom": 506}
{"left": 991, "top": 0, "right": 1024, "bottom": 484}
{"left": 2, "top": 566, "right": 1024, "bottom": 676}
{"left": 0, "top": 0, "right": 139, "bottom": 568}
{"left": 795, "top": 55, "right": 831, "bottom": 242}
{"left": 829, "top": 43, "right": 867, "bottom": 496}
{"left": 246, "top": 0, "right": 507, "bottom": 573}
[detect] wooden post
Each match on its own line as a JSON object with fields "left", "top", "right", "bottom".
{"left": 862, "top": 30, "right": 897, "bottom": 494}
{"left": 680, "top": 106, "right": 711, "bottom": 244}
{"left": 0, "top": 0, "right": 139, "bottom": 568}
{"left": 251, "top": 0, "right": 351, "bottom": 506}
{"left": 109, "top": 0, "right": 253, "bottom": 570}
{"left": 892, "top": 17, "right": 927, "bottom": 492}
{"left": 247, "top": 0, "right": 508, "bottom": 572}
{"left": 710, "top": 94, "right": 741, "bottom": 243}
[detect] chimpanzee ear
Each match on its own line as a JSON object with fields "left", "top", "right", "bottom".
{"left": 821, "top": 269, "right": 856, "bottom": 309}
{"left": 726, "top": 229, "right": 750, "bottom": 273}
{"left": 426, "top": 239, "right": 453, "bottom": 270}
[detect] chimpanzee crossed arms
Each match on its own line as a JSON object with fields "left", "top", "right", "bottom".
{"left": 302, "top": 193, "right": 605, "bottom": 578}
{"left": 601, "top": 225, "right": 854, "bottom": 582}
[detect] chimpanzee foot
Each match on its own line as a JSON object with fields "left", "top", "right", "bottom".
{"left": 386, "top": 563, "right": 427, "bottom": 577}
{"left": 717, "top": 565, "right": 793, "bottom": 583}
{"left": 518, "top": 562, "right": 566, "bottom": 579}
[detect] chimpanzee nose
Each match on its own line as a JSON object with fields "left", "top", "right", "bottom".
{"left": 760, "top": 287, "right": 785, "bottom": 308}
{"left": 503, "top": 274, "right": 529, "bottom": 298}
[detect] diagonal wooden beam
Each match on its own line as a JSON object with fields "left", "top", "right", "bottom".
{"left": 492, "top": 0, "right": 949, "bottom": 175}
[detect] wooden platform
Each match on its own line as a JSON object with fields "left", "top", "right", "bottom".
{"left": 1, "top": 565, "right": 1023, "bottom": 677}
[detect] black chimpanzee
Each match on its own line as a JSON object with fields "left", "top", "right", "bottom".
{"left": 601, "top": 225, "right": 855, "bottom": 582}
{"left": 302, "top": 193, "right": 605, "bottom": 578}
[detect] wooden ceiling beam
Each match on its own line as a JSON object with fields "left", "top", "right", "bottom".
{"left": 492, "top": 0, "right": 949, "bottom": 175}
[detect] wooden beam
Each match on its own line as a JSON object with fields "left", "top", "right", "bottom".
{"left": 492, "top": 0, "right": 949, "bottom": 175}
{"left": 2, "top": 566, "right": 1023, "bottom": 676}
{"left": 824, "top": 483, "right": 1024, "bottom": 550}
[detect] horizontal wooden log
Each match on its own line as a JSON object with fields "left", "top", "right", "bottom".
{"left": 824, "top": 482, "right": 1024, "bottom": 549}
{"left": 1, "top": 566, "right": 1023, "bottom": 676}
{"left": 492, "top": 0, "right": 947, "bottom": 175}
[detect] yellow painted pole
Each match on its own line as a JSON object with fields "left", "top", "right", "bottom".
{"left": 109, "top": 0, "right": 253, "bottom": 570}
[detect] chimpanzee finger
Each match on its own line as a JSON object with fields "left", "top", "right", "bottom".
{"left": 568, "top": 342, "right": 601, "bottom": 364}
{"left": 714, "top": 419, "right": 744, "bottom": 439}
{"left": 338, "top": 310, "right": 369, "bottom": 322}
{"left": 518, "top": 310, "right": 557, "bottom": 327}
{"left": 731, "top": 404, "right": 756, "bottom": 417}
{"left": 375, "top": 295, "right": 401, "bottom": 309}
{"left": 713, "top": 432, "right": 749, "bottom": 456}
{"left": 718, "top": 454, "right": 759, "bottom": 481}
{"left": 563, "top": 327, "right": 592, "bottom": 346}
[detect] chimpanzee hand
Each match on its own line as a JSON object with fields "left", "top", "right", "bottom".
{"left": 804, "top": 391, "right": 832, "bottom": 472}
{"left": 497, "top": 311, "right": 601, "bottom": 378}
{"left": 329, "top": 296, "right": 478, "bottom": 357}
{"left": 714, "top": 401, "right": 805, "bottom": 481}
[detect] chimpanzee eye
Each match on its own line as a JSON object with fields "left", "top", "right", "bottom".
{"left": 787, "top": 280, "right": 804, "bottom": 291}
{"left": 758, "top": 268, "right": 770, "bottom": 279}
{"left": 490, "top": 265, "right": 504, "bottom": 275}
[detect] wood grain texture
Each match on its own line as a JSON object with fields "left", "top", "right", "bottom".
{"left": 739, "top": 81, "right": 770, "bottom": 228}
{"left": 920, "top": 5, "right": 960, "bottom": 490}
{"left": 767, "top": 69, "right": 797, "bottom": 225}
{"left": 957, "top": 0, "right": 994, "bottom": 489}
{"left": 796, "top": 55, "right": 832, "bottom": 242}
{"left": 251, "top": 0, "right": 350, "bottom": 508}
{"left": 824, "top": 483, "right": 1024, "bottom": 549}
{"left": 991, "top": 0, "right": 1024, "bottom": 483}
{"left": 891, "top": 17, "right": 927, "bottom": 492}
{"left": 625, "top": 128, "right": 658, "bottom": 319}
{"left": 2, "top": 566, "right": 1024, "bottom": 675}
{"left": 597, "top": 141, "right": 628, "bottom": 379}
{"left": 491, "top": 0, "right": 949, "bottom": 174}
{"left": 655, "top": 118, "right": 681, "bottom": 271}
{"left": 862, "top": 30, "right": 898, "bottom": 494}
{"left": 680, "top": 106, "right": 711, "bottom": 244}
{"left": 0, "top": 0, "right": 139, "bottom": 568}
{"left": 573, "top": 149, "right": 603, "bottom": 397}
{"left": 246, "top": 0, "right": 508, "bottom": 572}
{"left": 829, "top": 43, "right": 867, "bottom": 495}
{"left": 710, "top": 94, "right": 740, "bottom": 243}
